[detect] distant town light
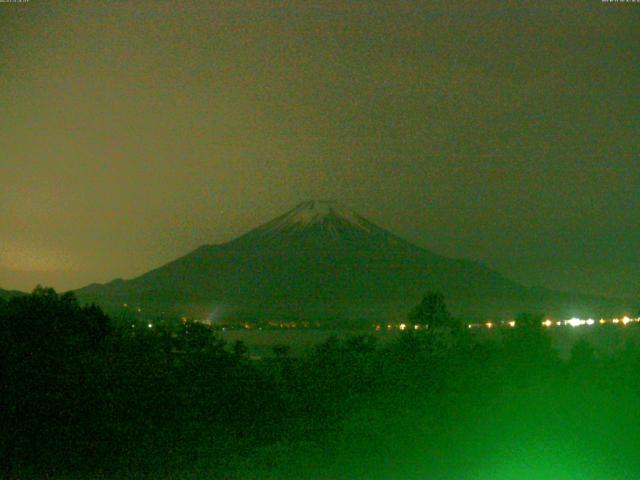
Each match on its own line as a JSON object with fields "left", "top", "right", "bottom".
{"left": 147, "top": 323, "right": 152, "bottom": 328}
{"left": 622, "top": 316, "right": 632, "bottom": 325}
{"left": 586, "top": 319, "right": 595, "bottom": 326}
{"left": 599, "top": 319, "right": 606, "bottom": 325}
{"left": 399, "top": 323, "right": 407, "bottom": 331}
{"left": 542, "top": 319, "right": 553, "bottom": 327}
{"left": 507, "top": 320, "right": 516, "bottom": 328}
{"left": 565, "top": 318, "right": 584, "bottom": 328}
{"left": 485, "top": 322, "right": 493, "bottom": 329}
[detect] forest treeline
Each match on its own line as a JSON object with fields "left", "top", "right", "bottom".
{"left": 2, "top": 287, "right": 640, "bottom": 479}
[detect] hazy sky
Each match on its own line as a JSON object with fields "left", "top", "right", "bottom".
{"left": 1, "top": 1, "right": 638, "bottom": 299}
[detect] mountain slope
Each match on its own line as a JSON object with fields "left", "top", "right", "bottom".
{"left": 76, "top": 201, "right": 633, "bottom": 322}
{"left": 0, "top": 288, "right": 26, "bottom": 301}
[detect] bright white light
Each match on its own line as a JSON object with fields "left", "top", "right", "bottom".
{"left": 147, "top": 323, "right": 153, "bottom": 328}
{"left": 565, "top": 318, "right": 584, "bottom": 328}
{"left": 399, "top": 323, "right": 407, "bottom": 331}
{"left": 622, "top": 316, "right": 632, "bottom": 325}
{"left": 542, "top": 319, "right": 553, "bottom": 327}
{"left": 556, "top": 321, "right": 562, "bottom": 326}
{"left": 586, "top": 319, "right": 595, "bottom": 326}
{"left": 507, "top": 320, "right": 516, "bottom": 328}
{"left": 612, "top": 318, "right": 620, "bottom": 324}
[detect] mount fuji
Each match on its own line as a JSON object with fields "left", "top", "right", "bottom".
{"left": 76, "top": 200, "right": 630, "bottom": 323}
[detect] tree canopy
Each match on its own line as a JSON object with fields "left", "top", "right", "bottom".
{"left": 408, "top": 292, "right": 457, "bottom": 329}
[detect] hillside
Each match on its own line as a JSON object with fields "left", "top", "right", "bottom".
{"left": 0, "top": 288, "right": 26, "bottom": 301}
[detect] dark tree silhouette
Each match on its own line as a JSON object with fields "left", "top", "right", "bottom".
{"left": 233, "top": 339, "right": 249, "bottom": 358}
{"left": 0, "top": 286, "right": 111, "bottom": 351}
{"left": 177, "top": 319, "right": 225, "bottom": 353}
{"left": 515, "top": 312, "right": 545, "bottom": 329}
{"left": 408, "top": 292, "right": 455, "bottom": 329}
{"left": 273, "top": 344, "right": 291, "bottom": 358}
{"left": 2, "top": 286, "right": 637, "bottom": 480}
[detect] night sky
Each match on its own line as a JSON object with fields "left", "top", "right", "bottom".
{"left": 1, "top": 1, "right": 638, "bottom": 299}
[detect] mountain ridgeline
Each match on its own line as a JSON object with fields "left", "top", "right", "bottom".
{"left": 76, "top": 201, "right": 632, "bottom": 323}
{"left": 0, "top": 288, "right": 25, "bottom": 301}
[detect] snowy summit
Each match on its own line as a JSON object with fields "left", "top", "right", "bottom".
{"left": 251, "top": 200, "right": 375, "bottom": 238}
{"left": 279, "top": 200, "right": 369, "bottom": 228}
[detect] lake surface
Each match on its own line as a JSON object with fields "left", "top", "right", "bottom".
{"left": 218, "top": 325, "right": 640, "bottom": 359}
